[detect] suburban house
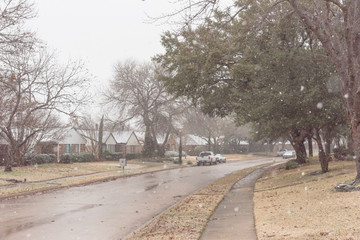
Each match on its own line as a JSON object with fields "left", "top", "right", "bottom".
{"left": 182, "top": 134, "right": 209, "bottom": 156}
{"left": 77, "top": 129, "right": 111, "bottom": 156}
{"left": 0, "top": 133, "right": 8, "bottom": 164}
{"left": 37, "top": 127, "right": 87, "bottom": 162}
{"left": 135, "top": 132, "right": 181, "bottom": 152}
{"left": 104, "top": 131, "right": 142, "bottom": 156}
{"left": 158, "top": 134, "right": 179, "bottom": 152}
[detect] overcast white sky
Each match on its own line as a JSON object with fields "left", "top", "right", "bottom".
{"left": 29, "top": 0, "right": 176, "bottom": 92}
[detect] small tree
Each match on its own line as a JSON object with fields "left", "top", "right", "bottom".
{"left": 98, "top": 115, "right": 104, "bottom": 159}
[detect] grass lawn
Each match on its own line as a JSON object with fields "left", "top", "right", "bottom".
{"left": 254, "top": 158, "right": 360, "bottom": 240}
{"left": 0, "top": 160, "right": 182, "bottom": 198}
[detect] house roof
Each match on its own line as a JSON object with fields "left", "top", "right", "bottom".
{"left": 111, "top": 131, "right": 134, "bottom": 144}
{"left": 184, "top": 135, "right": 208, "bottom": 146}
{"left": 77, "top": 129, "right": 111, "bottom": 142}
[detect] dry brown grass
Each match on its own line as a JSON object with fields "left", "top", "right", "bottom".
{"left": 125, "top": 164, "right": 267, "bottom": 240}
{"left": 254, "top": 159, "right": 360, "bottom": 240}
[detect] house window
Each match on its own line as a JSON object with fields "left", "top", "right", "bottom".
{"left": 131, "top": 146, "right": 135, "bottom": 153}
{"left": 65, "top": 144, "right": 71, "bottom": 153}
{"left": 108, "top": 144, "right": 115, "bottom": 153}
{"left": 115, "top": 144, "right": 122, "bottom": 153}
{"left": 73, "top": 144, "right": 79, "bottom": 153}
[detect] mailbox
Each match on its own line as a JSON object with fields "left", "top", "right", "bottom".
{"left": 120, "top": 158, "right": 127, "bottom": 167}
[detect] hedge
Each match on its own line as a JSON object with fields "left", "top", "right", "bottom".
{"left": 60, "top": 153, "right": 95, "bottom": 163}
{"left": 32, "top": 154, "right": 56, "bottom": 165}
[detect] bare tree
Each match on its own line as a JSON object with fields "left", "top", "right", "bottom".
{"left": 104, "top": 60, "right": 184, "bottom": 157}
{"left": 183, "top": 107, "right": 230, "bottom": 152}
{"left": 0, "top": 47, "right": 89, "bottom": 171}
{"left": 0, "top": 0, "right": 36, "bottom": 51}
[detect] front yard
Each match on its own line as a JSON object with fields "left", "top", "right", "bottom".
{"left": 254, "top": 159, "right": 360, "bottom": 240}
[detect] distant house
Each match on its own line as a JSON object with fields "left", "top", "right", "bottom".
{"left": 77, "top": 129, "right": 111, "bottom": 156}
{"left": 58, "top": 128, "right": 87, "bottom": 155}
{"left": 104, "top": 131, "right": 142, "bottom": 156}
{"left": 156, "top": 134, "right": 179, "bottom": 151}
{"left": 0, "top": 133, "right": 9, "bottom": 164}
{"left": 136, "top": 132, "right": 180, "bottom": 152}
{"left": 182, "top": 135, "right": 209, "bottom": 156}
{"left": 37, "top": 127, "right": 87, "bottom": 162}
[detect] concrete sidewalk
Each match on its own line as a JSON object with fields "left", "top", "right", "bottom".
{"left": 201, "top": 166, "right": 273, "bottom": 240}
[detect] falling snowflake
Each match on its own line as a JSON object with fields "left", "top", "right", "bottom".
{"left": 344, "top": 93, "right": 349, "bottom": 99}
{"left": 316, "top": 102, "right": 323, "bottom": 109}
{"left": 234, "top": 207, "right": 239, "bottom": 212}
{"left": 305, "top": 186, "right": 308, "bottom": 191}
{"left": 301, "top": 172, "right": 305, "bottom": 176}
{"left": 300, "top": 86, "right": 305, "bottom": 91}
{"left": 242, "top": 20, "right": 247, "bottom": 26}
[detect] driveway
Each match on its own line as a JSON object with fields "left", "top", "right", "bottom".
{"left": 0, "top": 158, "right": 274, "bottom": 240}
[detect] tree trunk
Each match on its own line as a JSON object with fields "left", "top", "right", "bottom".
{"left": 208, "top": 135, "right": 211, "bottom": 151}
{"left": 292, "top": 140, "right": 307, "bottom": 164}
{"left": 4, "top": 153, "right": 12, "bottom": 172}
{"left": 98, "top": 116, "right": 104, "bottom": 159}
{"left": 325, "top": 137, "right": 333, "bottom": 162}
{"left": 352, "top": 126, "right": 360, "bottom": 184}
{"left": 314, "top": 129, "right": 328, "bottom": 173}
{"left": 289, "top": 129, "right": 308, "bottom": 164}
{"left": 307, "top": 135, "right": 313, "bottom": 157}
{"left": 143, "top": 124, "right": 154, "bottom": 157}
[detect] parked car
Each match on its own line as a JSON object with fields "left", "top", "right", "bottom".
{"left": 196, "top": 151, "right": 216, "bottom": 166}
{"left": 215, "top": 154, "right": 226, "bottom": 163}
{"left": 282, "top": 150, "right": 295, "bottom": 159}
{"left": 276, "top": 149, "right": 287, "bottom": 156}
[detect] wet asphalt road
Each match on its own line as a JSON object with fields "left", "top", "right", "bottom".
{"left": 0, "top": 158, "right": 273, "bottom": 240}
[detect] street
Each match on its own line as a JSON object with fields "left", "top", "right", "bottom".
{"left": 0, "top": 158, "right": 273, "bottom": 240}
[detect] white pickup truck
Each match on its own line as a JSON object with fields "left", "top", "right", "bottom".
{"left": 196, "top": 151, "right": 216, "bottom": 166}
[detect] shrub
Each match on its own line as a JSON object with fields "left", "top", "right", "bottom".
{"left": 285, "top": 159, "right": 299, "bottom": 170}
{"left": 60, "top": 154, "right": 71, "bottom": 164}
{"left": 60, "top": 153, "right": 95, "bottom": 163}
{"left": 333, "top": 146, "right": 351, "bottom": 160}
{"left": 173, "top": 158, "right": 182, "bottom": 164}
{"left": 165, "top": 151, "right": 178, "bottom": 157}
{"left": 165, "top": 151, "right": 187, "bottom": 158}
{"left": 32, "top": 154, "right": 56, "bottom": 164}
{"left": 102, "top": 151, "right": 123, "bottom": 161}
{"left": 126, "top": 153, "right": 139, "bottom": 160}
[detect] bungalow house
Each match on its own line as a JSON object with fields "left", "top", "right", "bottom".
{"left": 37, "top": 127, "right": 87, "bottom": 162}
{"left": 135, "top": 132, "right": 180, "bottom": 152}
{"left": 104, "top": 131, "right": 142, "bottom": 156}
{"left": 77, "top": 129, "right": 111, "bottom": 156}
{"left": 182, "top": 134, "right": 209, "bottom": 156}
